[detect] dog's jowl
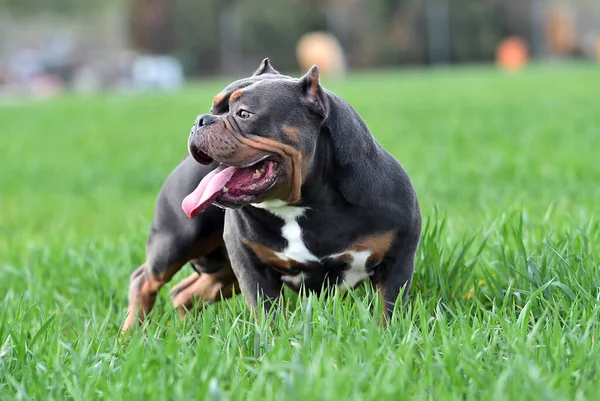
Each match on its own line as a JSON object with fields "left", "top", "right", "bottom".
{"left": 123, "top": 59, "right": 421, "bottom": 331}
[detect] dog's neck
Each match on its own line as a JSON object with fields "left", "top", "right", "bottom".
{"left": 251, "top": 119, "right": 366, "bottom": 212}
{"left": 298, "top": 130, "right": 344, "bottom": 208}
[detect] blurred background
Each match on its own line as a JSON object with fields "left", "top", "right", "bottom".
{"left": 1, "top": 0, "right": 600, "bottom": 97}
{"left": 1, "top": 5, "right": 600, "bottom": 396}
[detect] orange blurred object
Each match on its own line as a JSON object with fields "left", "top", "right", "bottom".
{"left": 296, "top": 32, "right": 346, "bottom": 77}
{"left": 495, "top": 37, "right": 529, "bottom": 71}
{"left": 547, "top": 9, "right": 576, "bottom": 56}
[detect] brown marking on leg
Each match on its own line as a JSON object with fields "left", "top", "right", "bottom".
{"left": 123, "top": 232, "right": 225, "bottom": 332}
{"left": 171, "top": 267, "right": 240, "bottom": 318}
{"left": 329, "top": 230, "right": 396, "bottom": 270}
{"left": 230, "top": 90, "right": 244, "bottom": 102}
{"left": 242, "top": 238, "right": 300, "bottom": 269}
{"left": 334, "top": 253, "right": 353, "bottom": 263}
{"left": 371, "top": 270, "right": 412, "bottom": 325}
{"left": 169, "top": 272, "right": 202, "bottom": 302}
{"left": 123, "top": 261, "right": 183, "bottom": 332}
{"left": 183, "top": 231, "right": 225, "bottom": 261}
{"left": 352, "top": 230, "right": 397, "bottom": 265}
{"left": 371, "top": 281, "right": 389, "bottom": 327}
{"left": 123, "top": 265, "right": 147, "bottom": 331}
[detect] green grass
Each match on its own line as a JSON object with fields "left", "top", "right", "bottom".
{"left": 1, "top": 64, "right": 600, "bottom": 400}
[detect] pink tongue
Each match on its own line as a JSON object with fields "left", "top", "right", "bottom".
{"left": 182, "top": 165, "right": 238, "bottom": 218}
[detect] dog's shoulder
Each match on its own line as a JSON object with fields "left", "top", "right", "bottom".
{"left": 322, "top": 90, "right": 420, "bottom": 229}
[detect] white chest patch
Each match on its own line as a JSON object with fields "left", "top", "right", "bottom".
{"left": 251, "top": 200, "right": 318, "bottom": 264}
{"left": 251, "top": 200, "right": 374, "bottom": 289}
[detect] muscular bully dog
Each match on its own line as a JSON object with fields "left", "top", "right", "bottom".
{"left": 122, "top": 59, "right": 421, "bottom": 331}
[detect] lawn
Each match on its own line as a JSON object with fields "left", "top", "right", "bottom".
{"left": 1, "top": 64, "right": 599, "bottom": 400}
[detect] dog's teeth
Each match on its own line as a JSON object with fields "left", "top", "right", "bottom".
{"left": 253, "top": 169, "right": 261, "bottom": 179}
{"left": 222, "top": 187, "right": 228, "bottom": 193}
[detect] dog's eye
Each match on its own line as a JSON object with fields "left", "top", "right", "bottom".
{"left": 237, "top": 109, "right": 251, "bottom": 119}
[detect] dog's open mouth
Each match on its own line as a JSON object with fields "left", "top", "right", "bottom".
{"left": 182, "top": 158, "right": 281, "bottom": 218}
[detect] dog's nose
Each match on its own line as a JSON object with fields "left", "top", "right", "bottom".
{"left": 196, "top": 114, "right": 219, "bottom": 127}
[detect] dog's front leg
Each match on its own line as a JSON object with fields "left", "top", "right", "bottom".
{"left": 371, "top": 230, "right": 421, "bottom": 322}
{"left": 227, "top": 246, "right": 283, "bottom": 316}
{"left": 223, "top": 215, "right": 283, "bottom": 317}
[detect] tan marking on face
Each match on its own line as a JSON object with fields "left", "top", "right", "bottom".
{"left": 230, "top": 90, "right": 244, "bottom": 102}
{"left": 202, "top": 126, "right": 270, "bottom": 166}
{"left": 243, "top": 238, "right": 298, "bottom": 269}
{"left": 234, "top": 133, "right": 306, "bottom": 203}
{"left": 282, "top": 125, "right": 299, "bottom": 144}
{"left": 212, "top": 92, "right": 226, "bottom": 106}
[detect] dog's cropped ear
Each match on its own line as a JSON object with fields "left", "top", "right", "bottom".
{"left": 299, "top": 65, "right": 328, "bottom": 118}
{"left": 252, "top": 58, "right": 280, "bottom": 76}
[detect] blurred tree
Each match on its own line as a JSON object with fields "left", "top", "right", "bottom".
{"left": 0, "top": 0, "right": 103, "bottom": 15}
{"left": 0, "top": 0, "right": 541, "bottom": 74}
{"left": 128, "top": 0, "right": 231, "bottom": 74}
{"left": 129, "top": 0, "right": 175, "bottom": 55}
{"left": 236, "top": 0, "right": 327, "bottom": 71}
{"left": 370, "top": 0, "right": 428, "bottom": 66}
{"left": 171, "top": 0, "right": 229, "bottom": 74}
{"left": 449, "top": 0, "right": 506, "bottom": 62}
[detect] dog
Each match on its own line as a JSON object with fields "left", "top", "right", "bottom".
{"left": 122, "top": 59, "right": 421, "bottom": 331}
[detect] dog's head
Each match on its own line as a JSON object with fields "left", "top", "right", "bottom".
{"left": 182, "top": 60, "right": 329, "bottom": 217}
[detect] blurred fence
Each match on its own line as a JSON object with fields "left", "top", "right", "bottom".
{"left": 0, "top": 0, "right": 599, "bottom": 93}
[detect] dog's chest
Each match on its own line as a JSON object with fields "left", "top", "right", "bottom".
{"left": 248, "top": 201, "right": 391, "bottom": 290}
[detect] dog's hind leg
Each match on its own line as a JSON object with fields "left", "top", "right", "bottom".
{"left": 170, "top": 265, "right": 240, "bottom": 318}
{"left": 122, "top": 157, "right": 226, "bottom": 332}
{"left": 370, "top": 226, "right": 421, "bottom": 323}
{"left": 170, "top": 246, "right": 239, "bottom": 318}
{"left": 123, "top": 259, "right": 184, "bottom": 332}
{"left": 123, "top": 230, "right": 225, "bottom": 332}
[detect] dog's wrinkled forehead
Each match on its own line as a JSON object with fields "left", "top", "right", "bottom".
{"left": 228, "top": 79, "right": 306, "bottom": 113}
{"left": 211, "top": 74, "right": 285, "bottom": 114}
